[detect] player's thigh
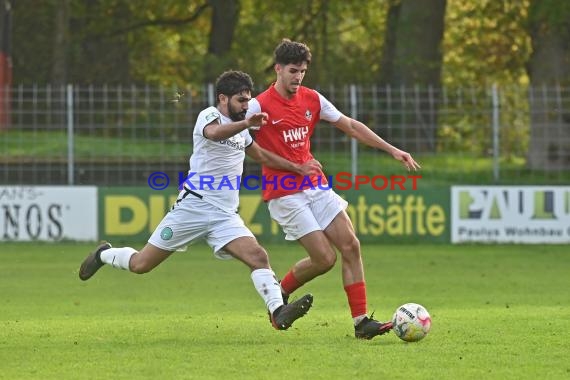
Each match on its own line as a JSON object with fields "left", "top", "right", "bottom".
{"left": 323, "top": 210, "right": 360, "bottom": 255}
{"left": 297, "top": 230, "right": 337, "bottom": 267}
{"left": 267, "top": 192, "right": 321, "bottom": 241}
{"left": 148, "top": 198, "right": 210, "bottom": 251}
{"left": 308, "top": 189, "right": 348, "bottom": 231}
{"left": 205, "top": 212, "right": 256, "bottom": 260}
{"left": 222, "top": 236, "right": 269, "bottom": 270}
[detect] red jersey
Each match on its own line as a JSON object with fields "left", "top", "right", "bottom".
{"left": 249, "top": 84, "right": 342, "bottom": 201}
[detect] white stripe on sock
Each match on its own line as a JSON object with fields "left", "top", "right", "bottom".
{"left": 100, "top": 247, "right": 137, "bottom": 271}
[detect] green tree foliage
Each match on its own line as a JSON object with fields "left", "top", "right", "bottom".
{"left": 11, "top": 0, "right": 213, "bottom": 85}
{"left": 11, "top": 0, "right": 390, "bottom": 87}
{"left": 12, "top": 0, "right": 548, "bottom": 89}
{"left": 124, "top": 1, "right": 212, "bottom": 86}
{"left": 235, "top": 0, "right": 387, "bottom": 87}
{"left": 6, "top": 0, "right": 570, "bottom": 173}
{"left": 528, "top": 0, "right": 570, "bottom": 37}
{"left": 438, "top": 1, "right": 533, "bottom": 162}
{"left": 11, "top": 0, "right": 55, "bottom": 84}
{"left": 443, "top": 0, "right": 531, "bottom": 86}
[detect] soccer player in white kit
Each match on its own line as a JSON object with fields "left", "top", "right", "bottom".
{"left": 79, "top": 70, "right": 318, "bottom": 330}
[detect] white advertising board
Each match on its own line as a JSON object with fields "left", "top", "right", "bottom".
{"left": 451, "top": 186, "right": 570, "bottom": 243}
{"left": 0, "top": 186, "right": 98, "bottom": 242}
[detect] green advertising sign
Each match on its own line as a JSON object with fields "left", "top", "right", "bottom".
{"left": 99, "top": 187, "right": 450, "bottom": 244}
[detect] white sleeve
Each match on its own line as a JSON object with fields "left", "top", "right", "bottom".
{"left": 195, "top": 107, "right": 221, "bottom": 137}
{"left": 246, "top": 98, "right": 262, "bottom": 118}
{"left": 244, "top": 129, "right": 254, "bottom": 147}
{"left": 317, "top": 92, "right": 343, "bottom": 123}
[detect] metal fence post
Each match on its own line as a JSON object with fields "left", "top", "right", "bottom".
{"left": 67, "top": 84, "right": 74, "bottom": 185}
{"left": 350, "top": 84, "right": 358, "bottom": 176}
{"left": 207, "top": 83, "right": 215, "bottom": 106}
{"left": 492, "top": 84, "right": 500, "bottom": 182}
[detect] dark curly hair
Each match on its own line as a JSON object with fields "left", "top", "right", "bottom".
{"left": 215, "top": 70, "right": 254, "bottom": 101}
{"left": 273, "top": 38, "right": 312, "bottom": 66}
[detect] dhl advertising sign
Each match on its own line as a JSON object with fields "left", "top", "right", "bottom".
{"left": 99, "top": 187, "right": 179, "bottom": 241}
{"left": 99, "top": 187, "right": 450, "bottom": 243}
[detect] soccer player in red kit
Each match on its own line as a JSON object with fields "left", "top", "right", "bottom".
{"left": 247, "top": 39, "right": 420, "bottom": 339}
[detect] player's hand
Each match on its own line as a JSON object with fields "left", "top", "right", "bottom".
{"left": 246, "top": 112, "right": 268, "bottom": 130}
{"left": 297, "top": 159, "right": 322, "bottom": 177}
{"left": 392, "top": 149, "right": 421, "bottom": 171}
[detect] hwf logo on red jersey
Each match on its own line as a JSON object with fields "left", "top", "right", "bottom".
{"left": 282, "top": 126, "right": 309, "bottom": 143}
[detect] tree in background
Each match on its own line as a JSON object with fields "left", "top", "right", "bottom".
{"left": 233, "top": 0, "right": 386, "bottom": 87}
{"left": 439, "top": 1, "right": 532, "bottom": 163}
{"left": 378, "top": 0, "right": 447, "bottom": 153}
{"left": 51, "top": 0, "right": 69, "bottom": 85}
{"left": 203, "top": 0, "right": 239, "bottom": 83}
{"left": 526, "top": 0, "right": 570, "bottom": 170}
{"left": 5, "top": 0, "right": 570, "bottom": 173}
{"left": 10, "top": 0, "right": 389, "bottom": 87}
{"left": 0, "top": 0, "right": 11, "bottom": 130}
{"left": 379, "top": 0, "right": 446, "bottom": 87}
{"left": 11, "top": 0, "right": 132, "bottom": 84}
{"left": 11, "top": 0, "right": 213, "bottom": 85}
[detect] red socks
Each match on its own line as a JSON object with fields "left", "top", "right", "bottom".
{"left": 344, "top": 281, "right": 367, "bottom": 318}
{"left": 280, "top": 271, "right": 302, "bottom": 295}
{"left": 282, "top": 274, "right": 368, "bottom": 318}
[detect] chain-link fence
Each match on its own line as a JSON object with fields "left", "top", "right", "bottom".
{"left": 1, "top": 84, "right": 569, "bottom": 187}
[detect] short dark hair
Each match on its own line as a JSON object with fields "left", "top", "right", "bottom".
{"left": 215, "top": 70, "right": 254, "bottom": 101}
{"left": 273, "top": 38, "right": 312, "bottom": 66}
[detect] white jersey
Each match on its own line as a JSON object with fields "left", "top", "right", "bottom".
{"left": 184, "top": 106, "right": 253, "bottom": 213}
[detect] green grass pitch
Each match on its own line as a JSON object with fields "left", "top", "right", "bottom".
{"left": 1, "top": 242, "right": 569, "bottom": 379}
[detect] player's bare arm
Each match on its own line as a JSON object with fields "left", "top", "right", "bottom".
{"left": 203, "top": 112, "right": 268, "bottom": 141}
{"left": 245, "top": 142, "right": 322, "bottom": 176}
{"left": 332, "top": 114, "right": 421, "bottom": 171}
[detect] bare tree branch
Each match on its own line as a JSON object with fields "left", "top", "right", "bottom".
{"left": 99, "top": 3, "right": 210, "bottom": 39}
{"left": 263, "top": 3, "right": 321, "bottom": 74}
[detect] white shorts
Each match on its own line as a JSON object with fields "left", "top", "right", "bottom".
{"left": 267, "top": 189, "right": 348, "bottom": 241}
{"left": 148, "top": 190, "right": 254, "bottom": 260}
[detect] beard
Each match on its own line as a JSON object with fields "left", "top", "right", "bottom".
{"left": 228, "top": 106, "right": 246, "bottom": 122}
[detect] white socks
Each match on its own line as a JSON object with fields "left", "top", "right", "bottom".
{"left": 98, "top": 250, "right": 284, "bottom": 315}
{"left": 250, "top": 268, "right": 283, "bottom": 314}
{"left": 100, "top": 247, "right": 137, "bottom": 271}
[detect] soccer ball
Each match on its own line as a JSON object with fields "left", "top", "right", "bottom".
{"left": 392, "top": 303, "right": 431, "bottom": 342}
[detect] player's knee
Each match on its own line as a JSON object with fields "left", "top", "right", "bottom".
{"left": 313, "top": 251, "right": 337, "bottom": 273}
{"left": 323, "top": 252, "right": 337, "bottom": 270}
{"left": 338, "top": 237, "right": 361, "bottom": 258}
{"left": 249, "top": 245, "right": 270, "bottom": 269}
